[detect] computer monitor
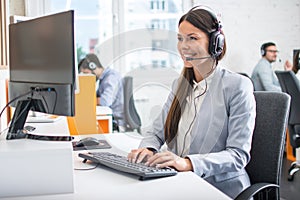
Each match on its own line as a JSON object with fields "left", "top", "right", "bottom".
{"left": 7, "top": 10, "right": 76, "bottom": 140}
{"left": 293, "top": 49, "right": 300, "bottom": 70}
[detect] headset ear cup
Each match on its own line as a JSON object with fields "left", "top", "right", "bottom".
{"left": 89, "top": 62, "right": 97, "bottom": 70}
{"left": 209, "top": 31, "right": 224, "bottom": 58}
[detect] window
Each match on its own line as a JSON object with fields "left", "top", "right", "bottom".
{"left": 24, "top": 0, "right": 186, "bottom": 133}
{"left": 25, "top": 0, "right": 183, "bottom": 74}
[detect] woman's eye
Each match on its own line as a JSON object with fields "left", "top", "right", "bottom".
{"left": 190, "top": 36, "right": 197, "bottom": 40}
{"left": 177, "top": 37, "right": 183, "bottom": 41}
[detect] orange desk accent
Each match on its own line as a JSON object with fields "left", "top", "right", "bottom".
{"left": 286, "top": 128, "right": 296, "bottom": 161}
{"left": 5, "top": 79, "right": 11, "bottom": 125}
{"left": 67, "top": 74, "right": 113, "bottom": 135}
{"left": 96, "top": 106, "right": 113, "bottom": 134}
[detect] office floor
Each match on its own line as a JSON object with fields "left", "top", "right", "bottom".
{"left": 280, "top": 155, "right": 300, "bottom": 200}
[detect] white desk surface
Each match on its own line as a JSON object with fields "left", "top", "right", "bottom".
{"left": 96, "top": 106, "right": 112, "bottom": 115}
{"left": 0, "top": 122, "right": 231, "bottom": 200}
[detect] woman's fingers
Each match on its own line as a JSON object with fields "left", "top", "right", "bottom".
{"left": 127, "top": 148, "right": 153, "bottom": 163}
{"left": 146, "top": 151, "right": 174, "bottom": 167}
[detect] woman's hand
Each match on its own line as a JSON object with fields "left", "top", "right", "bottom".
{"left": 127, "top": 148, "right": 154, "bottom": 163}
{"left": 145, "top": 151, "right": 193, "bottom": 172}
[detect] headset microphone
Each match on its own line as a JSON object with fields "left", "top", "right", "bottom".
{"left": 186, "top": 56, "right": 211, "bottom": 61}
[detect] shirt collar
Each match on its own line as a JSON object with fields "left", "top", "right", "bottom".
{"left": 99, "top": 68, "right": 109, "bottom": 81}
{"left": 192, "top": 69, "right": 216, "bottom": 92}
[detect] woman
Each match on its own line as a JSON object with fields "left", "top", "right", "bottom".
{"left": 128, "top": 6, "right": 256, "bottom": 199}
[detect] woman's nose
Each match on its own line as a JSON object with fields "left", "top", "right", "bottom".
{"left": 180, "top": 39, "right": 189, "bottom": 49}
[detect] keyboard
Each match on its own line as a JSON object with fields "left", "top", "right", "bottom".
{"left": 78, "top": 152, "right": 177, "bottom": 180}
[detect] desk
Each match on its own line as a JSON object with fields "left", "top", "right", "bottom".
{"left": 0, "top": 121, "right": 231, "bottom": 200}
{"left": 96, "top": 106, "right": 113, "bottom": 133}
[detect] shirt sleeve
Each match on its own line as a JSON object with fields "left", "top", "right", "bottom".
{"left": 258, "top": 64, "right": 281, "bottom": 91}
{"left": 97, "top": 72, "right": 121, "bottom": 106}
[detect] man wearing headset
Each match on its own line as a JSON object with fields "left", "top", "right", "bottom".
{"left": 251, "top": 42, "right": 281, "bottom": 91}
{"left": 79, "top": 53, "right": 125, "bottom": 131}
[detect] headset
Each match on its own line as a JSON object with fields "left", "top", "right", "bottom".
{"left": 260, "top": 42, "right": 276, "bottom": 57}
{"left": 260, "top": 44, "right": 267, "bottom": 56}
{"left": 85, "top": 54, "right": 97, "bottom": 71}
{"left": 190, "top": 6, "right": 225, "bottom": 58}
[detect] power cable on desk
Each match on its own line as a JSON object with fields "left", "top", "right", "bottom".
{"left": 74, "top": 163, "right": 100, "bottom": 171}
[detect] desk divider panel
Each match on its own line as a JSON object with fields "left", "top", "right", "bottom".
{"left": 68, "top": 74, "right": 98, "bottom": 135}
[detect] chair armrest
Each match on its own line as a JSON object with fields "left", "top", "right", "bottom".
{"left": 234, "top": 183, "right": 279, "bottom": 200}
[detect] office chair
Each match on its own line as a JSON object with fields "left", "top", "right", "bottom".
{"left": 237, "top": 72, "right": 254, "bottom": 88}
{"left": 237, "top": 72, "right": 250, "bottom": 78}
{"left": 275, "top": 70, "right": 300, "bottom": 181}
{"left": 123, "top": 76, "right": 142, "bottom": 133}
{"left": 235, "top": 91, "right": 290, "bottom": 200}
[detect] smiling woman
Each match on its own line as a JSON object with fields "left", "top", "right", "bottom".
{"left": 127, "top": 6, "right": 256, "bottom": 199}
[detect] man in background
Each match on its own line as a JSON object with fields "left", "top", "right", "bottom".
{"left": 251, "top": 42, "right": 281, "bottom": 91}
{"left": 79, "top": 53, "right": 125, "bottom": 131}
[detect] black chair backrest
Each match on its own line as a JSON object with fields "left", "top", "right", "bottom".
{"left": 275, "top": 71, "right": 300, "bottom": 148}
{"left": 123, "top": 76, "right": 142, "bottom": 133}
{"left": 247, "top": 91, "right": 290, "bottom": 199}
{"left": 238, "top": 72, "right": 250, "bottom": 78}
{"left": 275, "top": 71, "right": 300, "bottom": 125}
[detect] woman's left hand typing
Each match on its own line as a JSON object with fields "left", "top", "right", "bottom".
{"left": 145, "top": 150, "right": 193, "bottom": 171}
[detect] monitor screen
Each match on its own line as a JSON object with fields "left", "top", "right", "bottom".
{"left": 293, "top": 49, "right": 300, "bottom": 70}
{"left": 7, "top": 10, "right": 76, "bottom": 139}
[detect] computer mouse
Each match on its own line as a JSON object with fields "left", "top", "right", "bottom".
{"left": 75, "top": 137, "right": 99, "bottom": 147}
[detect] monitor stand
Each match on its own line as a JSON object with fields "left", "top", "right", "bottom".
{"left": 6, "top": 98, "right": 73, "bottom": 141}
{"left": 6, "top": 99, "right": 42, "bottom": 140}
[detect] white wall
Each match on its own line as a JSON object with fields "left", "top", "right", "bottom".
{"left": 192, "top": 0, "right": 300, "bottom": 75}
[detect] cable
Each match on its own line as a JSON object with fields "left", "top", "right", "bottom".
{"left": 0, "top": 90, "right": 33, "bottom": 119}
{"left": 179, "top": 57, "right": 216, "bottom": 155}
{"left": 6, "top": 99, "right": 32, "bottom": 138}
{"left": 41, "top": 95, "right": 49, "bottom": 113}
{"left": 74, "top": 163, "right": 100, "bottom": 171}
{"left": 1, "top": 91, "right": 33, "bottom": 136}
{"left": 0, "top": 127, "right": 9, "bottom": 136}
{"left": 52, "top": 89, "right": 58, "bottom": 113}
{"left": 10, "top": 98, "right": 32, "bottom": 126}
{"left": 180, "top": 79, "right": 208, "bottom": 157}
{"left": 1, "top": 87, "right": 56, "bottom": 135}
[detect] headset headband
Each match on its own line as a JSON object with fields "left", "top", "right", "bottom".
{"left": 188, "top": 5, "right": 224, "bottom": 58}
{"left": 190, "top": 5, "right": 222, "bottom": 31}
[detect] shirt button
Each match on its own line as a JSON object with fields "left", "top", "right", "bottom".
{"left": 201, "top": 173, "right": 206, "bottom": 178}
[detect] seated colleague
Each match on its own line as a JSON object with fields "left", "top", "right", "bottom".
{"left": 127, "top": 6, "right": 256, "bottom": 199}
{"left": 251, "top": 42, "right": 281, "bottom": 91}
{"left": 79, "top": 53, "right": 125, "bottom": 131}
{"left": 284, "top": 50, "right": 300, "bottom": 81}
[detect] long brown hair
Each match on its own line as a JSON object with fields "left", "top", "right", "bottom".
{"left": 164, "top": 6, "right": 227, "bottom": 144}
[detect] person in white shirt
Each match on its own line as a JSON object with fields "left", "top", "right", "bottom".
{"left": 251, "top": 42, "right": 281, "bottom": 91}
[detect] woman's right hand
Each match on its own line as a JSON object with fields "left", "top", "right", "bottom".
{"left": 127, "top": 148, "right": 154, "bottom": 163}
